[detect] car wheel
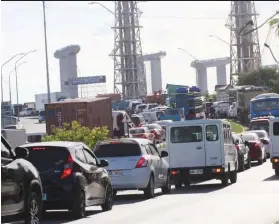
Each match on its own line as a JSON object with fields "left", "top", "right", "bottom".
{"left": 161, "top": 173, "right": 171, "bottom": 194}
{"left": 144, "top": 175, "right": 155, "bottom": 199}
{"left": 72, "top": 190, "right": 86, "bottom": 219}
{"left": 25, "top": 192, "right": 41, "bottom": 224}
{"left": 263, "top": 155, "right": 267, "bottom": 162}
{"left": 238, "top": 156, "right": 245, "bottom": 172}
{"left": 275, "top": 167, "right": 279, "bottom": 176}
{"left": 258, "top": 158, "right": 263, "bottom": 165}
{"left": 221, "top": 172, "right": 229, "bottom": 186}
{"left": 101, "top": 184, "right": 113, "bottom": 211}
{"left": 245, "top": 156, "right": 251, "bottom": 169}
{"left": 230, "top": 170, "right": 237, "bottom": 184}
{"left": 174, "top": 181, "right": 182, "bottom": 189}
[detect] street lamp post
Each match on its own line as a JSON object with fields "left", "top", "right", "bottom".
{"left": 88, "top": 1, "right": 115, "bottom": 15}
{"left": 42, "top": 1, "right": 51, "bottom": 104}
{"left": 14, "top": 50, "right": 36, "bottom": 120}
{"left": 8, "top": 62, "right": 27, "bottom": 105}
{"left": 1, "top": 53, "right": 24, "bottom": 102}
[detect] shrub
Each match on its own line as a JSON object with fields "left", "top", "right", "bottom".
{"left": 42, "top": 120, "right": 109, "bottom": 149}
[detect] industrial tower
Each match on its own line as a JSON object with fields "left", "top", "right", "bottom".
{"left": 227, "top": 1, "right": 261, "bottom": 84}
{"left": 111, "top": 1, "right": 146, "bottom": 100}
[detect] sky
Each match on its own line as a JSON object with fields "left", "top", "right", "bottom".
{"left": 1, "top": 1, "right": 278, "bottom": 104}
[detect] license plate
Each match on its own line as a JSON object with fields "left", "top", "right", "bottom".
{"left": 42, "top": 193, "right": 47, "bottom": 201}
{"left": 189, "top": 169, "right": 203, "bottom": 175}
{"left": 110, "top": 170, "right": 123, "bottom": 176}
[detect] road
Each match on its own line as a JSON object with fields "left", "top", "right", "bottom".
{"left": 41, "top": 161, "right": 279, "bottom": 224}
{"left": 18, "top": 117, "right": 46, "bottom": 134}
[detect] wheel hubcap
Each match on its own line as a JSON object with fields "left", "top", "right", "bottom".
{"left": 30, "top": 199, "right": 39, "bottom": 224}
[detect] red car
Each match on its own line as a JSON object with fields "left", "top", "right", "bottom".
{"left": 241, "top": 132, "right": 267, "bottom": 165}
{"left": 129, "top": 127, "right": 155, "bottom": 143}
{"left": 142, "top": 124, "right": 166, "bottom": 143}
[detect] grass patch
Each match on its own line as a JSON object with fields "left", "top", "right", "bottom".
{"left": 227, "top": 119, "right": 244, "bottom": 133}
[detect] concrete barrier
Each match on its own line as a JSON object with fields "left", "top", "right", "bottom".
{"left": 1, "top": 115, "right": 18, "bottom": 128}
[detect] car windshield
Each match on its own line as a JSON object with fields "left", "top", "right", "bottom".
{"left": 94, "top": 143, "right": 141, "bottom": 157}
{"left": 25, "top": 146, "right": 69, "bottom": 172}
{"left": 241, "top": 134, "right": 257, "bottom": 141}
{"left": 129, "top": 128, "right": 146, "bottom": 134}
{"left": 250, "top": 121, "right": 269, "bottom": 133}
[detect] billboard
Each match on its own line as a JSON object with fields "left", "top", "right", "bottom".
{"left": 69, "top": 76, "right": 106, "bottom": 85}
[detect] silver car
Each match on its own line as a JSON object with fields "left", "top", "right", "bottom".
{"left": 94, "top": 138, "right": 171, "bottom": 199}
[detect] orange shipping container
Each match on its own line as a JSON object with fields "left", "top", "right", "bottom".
{"left": 45, "top": 97, "right": 113, "bottom": 137}
{"left": 96, "top": 93, "right": 121, "bottom": 102}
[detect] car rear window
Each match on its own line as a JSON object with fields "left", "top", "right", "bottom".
{"left": 25, "top": 146, "right": 69, "bottom": 172}
{"left": 241, "top": 134, "right": 256, "bottom": 141}
{"left": 130, "top": 129, "right": 145, "bottom": 134}
{"left": 94, "top": 143, "right": 141, "bottom": 157}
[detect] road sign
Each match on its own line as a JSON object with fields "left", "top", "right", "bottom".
{"left": 69, "top": 76, "right": 106, "bottom": 85}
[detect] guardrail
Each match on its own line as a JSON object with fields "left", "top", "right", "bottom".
{"left": 1, "top": 115, "right": 18, "bottom": 128}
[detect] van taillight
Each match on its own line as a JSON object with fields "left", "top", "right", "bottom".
{"left": 135, "top": 157, "right": 148, "bottom": 168}
{"left": 61, "top": 155, "right": 73, "bottom": 179}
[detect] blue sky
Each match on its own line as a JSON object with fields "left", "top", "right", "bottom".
{"left": 1, "top": 1, "right": 278, "bottom": 103}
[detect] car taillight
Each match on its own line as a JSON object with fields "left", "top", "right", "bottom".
{"left": 235, "top": 144, "right": 239, "bottom": 150}
{"left": 61, "top": 155, "right": 73, "bottom": 179}
{"left": 135, "top": 157, "right": 148, "bottom": 168}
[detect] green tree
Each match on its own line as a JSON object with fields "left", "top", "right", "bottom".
{"left": 42, "top": 120, "right": 109, "bottom": 149}
{"left": 237, "top": 67, "right": 279, "bottom": 93}
{"left": 269, "top": 17, "right": 279, "bottom": 38}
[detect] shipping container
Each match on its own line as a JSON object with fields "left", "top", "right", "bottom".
{"left": 146, "top": 93, "right": 167, "bottom": 105}
{"left": 45, "top": 97, "right": 113, "bottom": 137}
{"left": 96, "top": 93, "right": 121, "bottom": 102}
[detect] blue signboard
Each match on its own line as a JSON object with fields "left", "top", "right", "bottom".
{"left": 69, "top": 76, "right": 106, "bottom": 85}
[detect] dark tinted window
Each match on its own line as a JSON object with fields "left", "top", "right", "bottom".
{"left": 39, "top": 110, "right": 45, "bottom": 116}
{"left": 1, "top": 142, "right": 11, "bottom": 159}
{"left": 273, "top": 122, "right": 279, "bottom": 136}
{"left": 250, "top": 121, "right": 269, "bottom": 133}
{"left": 25, "top": 146, "right": 69, "bottom": 172}
{"left": 130, "top": 128, "right": 146, "bottom": 134}
{"left": 171, "top": 126, "right": 202, "bottom": 143}
{"left": 27, "top": 135, "right": 43, "bottom": 143}
{"left": 95, "top": 143, "right": 141, "bottom": 157}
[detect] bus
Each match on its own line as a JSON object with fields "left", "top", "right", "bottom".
{"left": 250, "top": 93, "right": 279, "bottom": 120}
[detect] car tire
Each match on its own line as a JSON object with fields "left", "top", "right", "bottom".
{"left": 258, "top": 158, "right": 263, "bottom": 165}
{"left": 25, "top": 192, "right": 42, "bottom": 224}
{"left": 144, "top": 175, "right": 155, "bottom": 199}
{"left": 230, "top": 170, "right": 237, "bottom": 184}
{"left": 72, "top": 190, "right": 86, "bottom": 219}
{"left": 245, "top": 156, "right": 251, "bottom": 169}
{"left": 174, "top": 181, "right": 182, "bottom": 189}
{"left": 101, "top": 184, "right": 113, "bottom": 212}
{"left": 221, "top": 172, "right": 229, "bottom": 186}
{"left": 238, "top": 156, "right": 245, "bottom": 172}
{"left": 161, "top": 173, "right": 171, "bottom": 194}
{"left": 275, "top": 167, "right": 279, "bottom": 176}
{"left": 263, "top": 155, "right": 267, "bottom": 162}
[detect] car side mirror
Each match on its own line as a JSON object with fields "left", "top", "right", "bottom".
{"left": 235, "top": 139, "right": 239, "bottom": 145}
{"left": 244, "top": 141, "right": 249, "bottom": 147}
{"left": 14, "top": 147, "right": 29, "bottom": 159}
{"left": 98, "top": 159, "right": 109, "bottom": 167}
{"left": 160, "top": 150, "right": 168, "bottom": 158}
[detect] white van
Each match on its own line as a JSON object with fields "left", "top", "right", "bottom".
{"left": 269, "top": 117, "right": 279, "bottom": 176}
{"left": 166, "top": 119, "right": 238, "bottom": 188}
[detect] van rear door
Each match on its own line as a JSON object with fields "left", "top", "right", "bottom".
{"left": 168, "top": 124, "right": 205, "bottom": 168}
{"left": 204, "top": 124, "right": 222, "bottom": 166}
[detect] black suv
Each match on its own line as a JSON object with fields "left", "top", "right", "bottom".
{"left": 20, "top": 141, "right": 113, "bottom": 219}
{"left": 1, "top": 135, "right": 43, "bottom": 224}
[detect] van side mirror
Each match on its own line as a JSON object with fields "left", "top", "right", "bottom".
{"left": 14, "top": 147, "right": 29, "bottom": 159}
{"left": 98, "top": 159, "right": 109, "bottom": 167}
{"left": 160, "top": 150, "right": 168, "bottom": 158}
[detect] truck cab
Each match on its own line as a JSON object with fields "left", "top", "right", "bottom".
{"left": 249, "top": 116, "right": 274, "bottom": 134}
{"left": 269, "top": 117, "right": 279, "bottom": 176}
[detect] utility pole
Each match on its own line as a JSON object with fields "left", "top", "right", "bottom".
{"left": 42, "top": 1, "right": 51, "bottom": 103}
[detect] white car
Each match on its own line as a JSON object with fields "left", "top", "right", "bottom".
{"left": 19, "top": 108, "right": 35, "bottom": 117}
{"left": 245, "top": 130, "right": 270, "bottom": 158}
{"left": 94, "top": 138, "right": 171, "bottom": 198}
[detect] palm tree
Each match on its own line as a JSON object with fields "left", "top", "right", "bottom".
{"left": 269, "top": 17, "right": 279, "bottom": 37}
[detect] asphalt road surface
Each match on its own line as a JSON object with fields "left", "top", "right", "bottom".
{"left": 18, "top": 116, "right": 46, "bottom": 134}
{"left": 40, "top": 161, "right": 279, "bottom": 224}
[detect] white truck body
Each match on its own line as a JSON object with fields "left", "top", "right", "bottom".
{"left": 269, "top": 117, "right": 279, "bottom": 175}
{"left": 1, "top": 129, "right": 27, "bottom": 149}
{"left": 166, "top": 119, "right": 238, "bottom": 184}
{"left": 35, "top": 92, "right": 66, "bottom": 111}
